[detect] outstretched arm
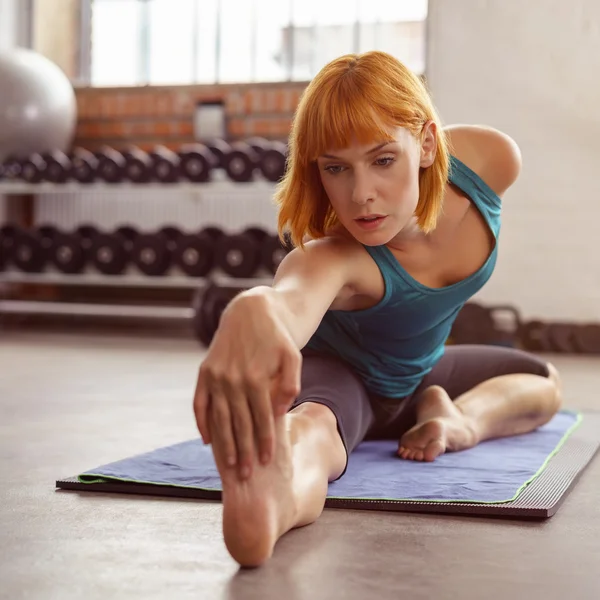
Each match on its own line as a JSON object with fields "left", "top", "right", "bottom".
{"left": 193, "top": 236, "right": 362, "bottom": 479}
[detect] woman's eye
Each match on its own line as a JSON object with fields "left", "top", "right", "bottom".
{"left": 324, "top": 165, "right": 344, "bottom": 174}
{"left": 375, "top": 156, "right": 395, "bottom": 167}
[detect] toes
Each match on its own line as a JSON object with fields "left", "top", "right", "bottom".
{"left": 424, "top": 440, "right": 445, "bottom": 462}
{"left": 397, "top": 446, "right": 411, "bottom": 460}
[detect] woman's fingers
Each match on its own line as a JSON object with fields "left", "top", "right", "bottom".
{"left": 192, "top": 365, "right": 211, "bottom": 444}
{"left": 247, "top": 378, "right": 275, "bottom": 466}
{"left": 209, "top": 386, "right": 237, "bottom": 468}
{"left": 195, "top": 339, "right": 302, "bottom": 479}
{"left": 226, "top": 381, "right": 256, "bottom": 479}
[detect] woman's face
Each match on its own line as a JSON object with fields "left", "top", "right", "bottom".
{"left": 316, "top": 122, "right": 437, "bottom": 246}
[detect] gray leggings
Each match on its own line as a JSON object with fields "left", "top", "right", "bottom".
{"left": 290, "top": 345, "right": 550, "bottom": 470}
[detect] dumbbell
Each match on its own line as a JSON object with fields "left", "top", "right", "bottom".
{"left": 244, "top": 137, "right": 272, "bottom": 156}
{"left": 0, "top": 224, "right": 19, "bottom": 267}
{"left": 1, "top": 156, "right": 22, "bottom": 181}
{"left": 260, "top": 232, "right": 292, "bottom": 274}
{"left": 97, "top": 147, "right": 127, "bottom": 183}
{"left": 173, "top": 226, "right": 224, "bottom": 277}
{"left": 115, "top": 225, "right": 140, "bottom": 249}
{"left": 178, "top": 144, "right": 215, "bottom": 183}
{"left": 223, "top": 142, "right": 260, "bottom": 183}
{"left": 215, "top": 227, "right": 268, "bottom": 278}
{"left": 70, "top": 148, "right": 99, "bottom": 184}
{"left": 43, "top": 150, "right": 72, "bottom": 183}
{"left": 258, "top": 141, "right": 288, "bottom": 182}
{"left": 150, "top": 146, "right": 181, "bottom": 183}
{"left": 242, "top": 137, "right": 288, "bottom": 182}
{"left": 75, "top": 224, "right": 101, "bottom": 258}
{"left": 123, "top": 147, "right": 154, "bottom": 183}
{"left": 203, "top": 139, "right": 231, "bottom": 170}
{"left": 19, "top": 154, "right": 47, "bottom": 184}
{"left": 573, "top": 324, "right": 600, "bottom": 354}
{"left": 192, "top": 283, "right": 246, "bottom": 347}
{"left": 50, "top": 229, "right": 88, "bottom": 274}
{"left": 9, "top": 225, "right": 58, "bottom": 273}
{"left": 451, "top": 302, "right": 522, "bottom": 346}
{"left": 88, "top": 227, "right": 134, "bottom": 275}
{"left": 130, "top": 226, "right": 182, "bottom": 276}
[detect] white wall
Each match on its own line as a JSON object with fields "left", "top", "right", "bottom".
{"left": 426, "top": 0, "right": 600, "bottom": 322}
{"left": 0, "top": 0, "right": 24, "bottom": 49}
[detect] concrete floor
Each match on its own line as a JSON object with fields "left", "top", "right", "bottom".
{"left": 1, "top": 330, "right": 600, "bottom": 600}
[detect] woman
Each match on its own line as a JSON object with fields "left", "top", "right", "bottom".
{"left": 193, "top": 51, "right": 561, "bottom": 567}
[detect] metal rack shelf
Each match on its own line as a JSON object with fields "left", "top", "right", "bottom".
{"left": 0, "top": 175, "right": 277, "bottom": 330}
{"left": 0, "top": 300, "right": 194, "bottom": 320}
{"left": 0, "top": 270, "right": 273, "bottom": 289}
{"left": 0, "top": 177, "right": 277, "bottom": 196}
{"left": 0, "top": 269, "right": 272, "bottom": 323}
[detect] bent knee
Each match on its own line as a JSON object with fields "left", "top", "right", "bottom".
{"left": 544, "top": 362, "right": 563, "bottom": 413}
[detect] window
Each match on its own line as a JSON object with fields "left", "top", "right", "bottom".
{"left": 87, "top": 0, "right": 428, "bottom": 87}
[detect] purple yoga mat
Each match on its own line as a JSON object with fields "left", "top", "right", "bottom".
{"left": 79, "top": 410, "right": 580, "bottom": 504}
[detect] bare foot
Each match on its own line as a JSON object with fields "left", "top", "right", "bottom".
{"left": 398, "top": 386, "right": 479, "bottom": 462}
{"left": 209, "top": 413, "right": 298, "bottom": 568}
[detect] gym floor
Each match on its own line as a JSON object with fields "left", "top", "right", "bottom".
{"left": 2, "top": 329, "right": 599, "bottom": 599}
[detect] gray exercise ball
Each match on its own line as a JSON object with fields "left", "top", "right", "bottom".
{"left": 0, "top": 48, "right": 77, "bottom": 162}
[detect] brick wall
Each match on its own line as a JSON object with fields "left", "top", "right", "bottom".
{"left": 427, "top": 0, "right": 600, "bottom": 322}
{"left": 74, "top": 82, "right": 307, "bottom": 152}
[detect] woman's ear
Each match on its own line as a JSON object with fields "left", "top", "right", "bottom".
{"left": 420, "top": 120, "right": 437, "bottom": 168}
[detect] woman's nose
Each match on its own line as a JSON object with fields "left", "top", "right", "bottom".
{"left": 352, "top": 173, "right": 374, "bottom": 205}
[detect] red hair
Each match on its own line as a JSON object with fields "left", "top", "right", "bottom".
{"left": 274, "top": 51, "right": 450, "bottom": 248}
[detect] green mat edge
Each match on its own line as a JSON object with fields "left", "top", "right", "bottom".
{"left": 76, "top": 409, "right": 583, "bottom": 506}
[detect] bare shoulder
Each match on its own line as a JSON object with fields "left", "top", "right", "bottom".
{"left": 276, "top": 234, "right": 368, "bottom": 282}
{"left": 275, "top": 234, "right": 383, "bottom": 309}
{"left": 444, "top": 124, "right": 522, "bottom": 197}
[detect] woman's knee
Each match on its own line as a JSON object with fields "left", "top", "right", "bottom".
{"left": 544, "top": 362, "right": 563, "bottom": 413}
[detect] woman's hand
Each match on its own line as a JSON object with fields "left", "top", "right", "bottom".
{"left": 193, "top": 289, "right": 302, "bottom": 480}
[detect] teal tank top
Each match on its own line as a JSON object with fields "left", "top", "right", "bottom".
{"left": 305, "top": 155, "right": 502, "bottom": 398}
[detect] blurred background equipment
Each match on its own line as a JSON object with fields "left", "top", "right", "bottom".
{"left": 0, "top": 47, "right": 77, "bottom": 163}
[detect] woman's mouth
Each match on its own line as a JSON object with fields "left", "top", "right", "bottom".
{"left": 355, "top": 215, "right": 387, "bottom": 230}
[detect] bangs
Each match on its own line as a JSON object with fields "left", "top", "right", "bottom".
{"left": 300, "top": 78, "right": 396, "bottom": 162}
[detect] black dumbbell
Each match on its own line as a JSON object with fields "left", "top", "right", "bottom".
{"left": 261, "top": 232, "right": 292, "bottom": 274}
{"left": 97, "top": 147, "right": 127, "bottom": 183}
{"left": 258, "top": 141, "right": 288, "bottom": 182}
{"left": 178, "top": 144, "right": 215, "bottom": 183}
{"left": 89, "top": 228, "right": 131, "bottom": 275}
{"left": 1, "top": 156, "right": 22, "bottom": 180}
{"left": 123, "top": 147, "right": 154, "bottom": 183}
{"left": 115, "top": 225, "right": 140, "bottom": 250}
{"left": 75, "top": 224, "right": 101, "bottom": 259}
{"left": 173, "top": 226, "right": 224, "bottom": 277}
{"left": 244, "top": 137, "right": 272, "bottom": 157}
{"left": 223, "top": 142, "right": 259, "bottom": 183}
{"left": 216, "top": 227, "right": 268, "bottom": 278}
{"left": 130, "top": 227, "right": 182, "bottom": 276}
{"left": 50, "top": 230, "right": 88, "bottom": 274}
{"left": 43, "top": 150, "right": 72, "bottom": 183}
{"left": 203, "top": 139, "right": 231, "bottom": 170}
{"left": 0, "top": 224, "right": 20, "bottom": 267}
{"left": 10, "top": 225, "right": 58, "bottom": 272}
{"left": 150, "top": 146, "right": 181, "bottom": 183}
{"left": 19, "top": 154, "right": 47, "bottom": 184}
{"left": 70, "top": 148, "right": 99, "bottom": 184}
{"left": 192, "top": 283, "right": 246, "bottom": 347}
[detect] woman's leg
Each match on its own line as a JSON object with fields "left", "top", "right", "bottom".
{"left": 395, "top": 346, "right": 562, "bottom": 461}
{"left": 210, "top": 352, "right": 374, "bottom": 568}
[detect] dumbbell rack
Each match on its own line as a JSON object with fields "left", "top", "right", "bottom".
{"left": 0, "top": 177, "right": 278, "bottom": 327}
